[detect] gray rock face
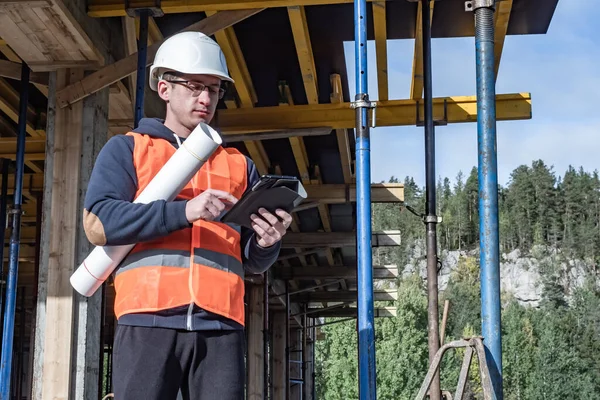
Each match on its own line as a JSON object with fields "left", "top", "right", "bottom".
{"left": 400, "top": 241, "right": 590, "bottom": 308}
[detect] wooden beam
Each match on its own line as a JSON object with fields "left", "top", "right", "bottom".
{"left": 292, "top": 290, "right": 397, "bottom": 302}
{"left": 494, "top": 0, "right": 513, "bottom": 80}
{"left": 275, "top": 265, "right": 399, "bottom": 280}
{"left": 306, "top": 183, "right": 404, "bottom": 204}
{"left": 0, "top": 36, "right": 49, "bottom": 96}
{"left": 217, "top": 93, "right": 532, "bottom": 133}
{"left": 88, "top": 0, "right": 395, "bottom": 17}
{"left": 41, "top": 68, "right": 85, "bottom": 399}
{"left": 223, "top": 126, "right": 332, "bottom": 142}
{"left": 282, "top": 231, "right": 401, "bottom": 248}
{"left": 55, "top": 9, "right": 264, "bottom": 108}
{"left": 205, "top": 10, "right": 270, "bottom": 175}
{"left": 121, "top": 16, "right": 137, "bottom": 109}
{"left": 0, "top": 78, "right": 45, "bottom": 137}
{"left": 372, "top": 2, "right": 388, "bottom": 101}
{"left": 287, "top": 6, "right": 318, "bottom": 104}
{"left": 410, "top": 0, "right": 434, "bottom": 100}
{"left": 330, "top": 74, "right": 353, "bottom": 183}
{"left": 306, "top": 306, "right": 396, "bottom": 318}
{"left": 0, "top": 60, "right": 48, "bottom": 85}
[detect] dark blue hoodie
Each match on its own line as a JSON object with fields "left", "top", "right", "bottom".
{"left": 83, "top": 118, "right": 280, "bottom": 330}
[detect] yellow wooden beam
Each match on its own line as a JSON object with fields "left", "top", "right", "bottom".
{"left": 204, "top": 11, "right": 268, "bottom": 175}
{"left": 494, "top": 0, "right": 513, "bottom": 80}
{"left": 0, "top": 78, "right": 45, "bottom": 137}
{"left": 218, "top": 93, "right": 532, "bottom": 133}
{"left": 330, "top": 74, "right": 353, "bottom": 183}
{"left": 55, "top": 9, "right": 264, "bottom": 108}
{"left": 89, "top": 0, "right": 390, "bottom": 17}
{"left": 372, "top": 2, "right": 388, "bottom": 101}
{"left": 279, "top": 82, "right": 310, "bottom": 183}
{"left": 287, "top": 6, "right": 318, "bottom": 105}
{"left": 410, "top": 0, "right": 434, "bottom": 100}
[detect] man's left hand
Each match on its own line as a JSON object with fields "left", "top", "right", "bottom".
{"left": 251, "top": 208, "right": 292, "bottom": 248}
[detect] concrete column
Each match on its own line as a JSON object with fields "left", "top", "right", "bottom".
{"left": 30, "top": 71, "right": 109, "bottom": 400}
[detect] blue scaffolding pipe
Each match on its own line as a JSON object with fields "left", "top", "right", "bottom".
{"left": 353, "top": 0, "right": 377, "bottom": 398}
{"left": 134, "top": 9, "right": 149, "bottom": 128}
{"left": 472, "top": 1, "right": 503, "bottom": 399}
{"left": 0, "top": 62, "right": 29, "bottom": 400}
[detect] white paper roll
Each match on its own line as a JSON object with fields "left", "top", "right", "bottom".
{"left": 70, "top": 122, "right": 223, "bottom": 297}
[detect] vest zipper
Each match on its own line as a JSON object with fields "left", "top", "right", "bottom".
{"left": 186, "top": 302, "right": 194, "bottom": 331}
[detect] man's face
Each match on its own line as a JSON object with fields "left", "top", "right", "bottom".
{"left": 158, "top": 73, "right": 223, "bottom": 131}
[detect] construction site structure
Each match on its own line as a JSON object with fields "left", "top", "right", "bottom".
{"left": 0, "top": 0, "right": 559, "bottom": 399}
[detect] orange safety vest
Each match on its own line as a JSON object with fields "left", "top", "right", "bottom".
{"left": 113, "top": 132, "right": 249, "bottom": 326}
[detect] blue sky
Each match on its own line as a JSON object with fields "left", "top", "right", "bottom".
{"left": 343, "top": 0, "right": 599, "bottom": 187}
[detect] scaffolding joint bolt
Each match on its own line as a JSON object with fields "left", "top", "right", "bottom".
{"left": 465, "top": 0, "right": 496, "bottom": 12}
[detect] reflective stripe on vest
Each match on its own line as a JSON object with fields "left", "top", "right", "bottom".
{"left": 113, "top": 132, "right": 249, "bottom": 326}
{"left": 116, "top": 247, "right": 244, "bottom": 278}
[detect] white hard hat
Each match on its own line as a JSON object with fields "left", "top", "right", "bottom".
{"left": 149, "top": 31, "right": 234, "bottom": 91}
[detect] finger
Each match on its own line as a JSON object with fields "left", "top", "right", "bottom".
{"left": 209, "top": 196, "right": 226, "bottom": 213}
{"left": 205, "top": 202, "right": 220, "bottom": 218}
{"left": 251, "top": 221, "right": 268, "bottom": 238}
{"left": 206, "top": 189, "right": 238, "bottom": 204}
{"left": 251, "top": 213, "right": 274, "bottom": 233}
{"left": 258, "top": 208, "right": 281, "bottom": 226}
{"left": 275, "top": 209, "right": 292, "bottom": 227}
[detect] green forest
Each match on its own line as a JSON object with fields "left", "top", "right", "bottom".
{"left": 314, "top": 160, "right": 600, "bottom": 399}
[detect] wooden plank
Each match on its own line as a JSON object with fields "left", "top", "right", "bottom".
{"left": 293, "top": 290, "right": 397, "bottom": 302}
{"left": 306, "top": 183, "right": 404, "bottom": 203}
{"left": 330, "top": 74, "right": 353, "bottom": 183}
{"left": 40, "top": 68, "right": 84, "bottom": 400}
{"left": 217, "top": 93, "right": 533, "bottom": 132}
{"left": 121, "top": 16, "right": 137, "bottom": 109}
{"left": 306, "top": 307, "right": 396, "bottom": 318}
{"left": 276, "top": 265, "right": 399, "bottom": 280}
{"left": 56, "top": 9, "right": 264, "bottom": 109}
{"left": 372, "top": 1, "right": 388, "bottom": 101}
{"left": 205, "top": 10, "right": 269, "bottom": 175}
{"left": 88, "top": 0, "right": 394, "bottom": 17}
{"left": 0, "top": 78, "right": 45, "bottom": 137}
{"left": 287, "top": 6, "right": 318, "bottom": 104}
{"left": 0, "top": 38, "right": 48, "bottom": 96}
{"left": 282, "top": 231, "right": 401, "bottom": 248}
{"left": 410, "top": 1, "right": 435, "bottom": 100}
{"left": 0, "top": 60, "right": 49, "bottom": 85}
{"left": 494, "top": 0, "right": 513, "bottom": 80}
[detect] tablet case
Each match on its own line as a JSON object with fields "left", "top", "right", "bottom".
{"left": 221, "top": 175, "right": 307, "bottom": 228}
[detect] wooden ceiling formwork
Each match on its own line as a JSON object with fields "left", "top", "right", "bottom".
{"left": 0, "top": 0, "right": 559, "bottom": 329}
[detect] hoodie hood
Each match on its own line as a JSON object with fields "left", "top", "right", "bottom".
{"left": 132, "top": 118, "right": 184, "bottom": 145}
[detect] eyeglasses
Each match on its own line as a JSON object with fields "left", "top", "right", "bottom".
{"left": 167, "top": 79, "right": 226, "bottom": 99}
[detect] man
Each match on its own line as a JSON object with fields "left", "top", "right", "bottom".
{"left": 83, "top": 31, "right": 291, "bottom": 399}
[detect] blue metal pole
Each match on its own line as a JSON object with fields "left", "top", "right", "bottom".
{"left": 472, "top": 1, "right": 503, "bottom": 398}
{"left": 0, "top": 62, "right": 29, "bottom": 400}
{"left": 134, "top": 9, "right": 149, "bottom": 128}
{"left": 353, "top": 0, "right": 376, "bottom": 398}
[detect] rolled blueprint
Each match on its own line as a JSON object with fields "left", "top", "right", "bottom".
{"left": 70, "top": 122, "right": 223, "bottom": 297}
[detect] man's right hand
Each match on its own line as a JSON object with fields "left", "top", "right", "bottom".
{"left": 185, "top": 189, "right": 238, "bottom": 223}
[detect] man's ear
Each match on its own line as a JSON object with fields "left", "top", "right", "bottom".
{"left": 157, "top": 80, "right": 169, "bottom": 102}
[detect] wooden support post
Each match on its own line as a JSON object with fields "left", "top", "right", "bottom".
{"left": 30, "top": 70, "right": 109, "bottom": 400}
{"left": 246, "top": 284, "right": 264, "bottom": 400}
{"left": 272, "top": 312, "right": 287, "bottom": 400}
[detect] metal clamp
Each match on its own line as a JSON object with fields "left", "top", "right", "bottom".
{"left": 465, "top": 0, "right": 496, "bottom": 12}
{"left": 416, "top": 98, "right": 447, "bottom": 127}
{"left": 350, "top": 95, "right": 378, "bottom": 128}
{"left": 125, "top": 0, "right": 164, "bottom": 17}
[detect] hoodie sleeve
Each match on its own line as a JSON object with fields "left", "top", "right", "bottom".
{"left": 240, "top": 157, "right": 282, "bottom": 274}
{"left": 83, "top": 135, "right": 191, "bottom": 246}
